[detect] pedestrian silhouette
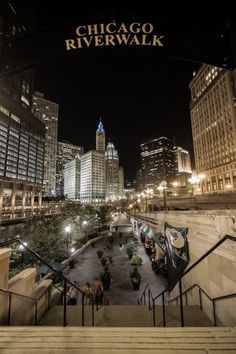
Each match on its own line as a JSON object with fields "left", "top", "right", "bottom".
{"left": 130, "top": 267, "right": 141, "bottom": 290}
{"left": 82, "top": 282, "right": 93, "bottom": 305}
{"left": 67, "top": 281, "right": 79, "bottom": 305}
{"left": 100, "top": 266, "right": 111, "bottom": 291}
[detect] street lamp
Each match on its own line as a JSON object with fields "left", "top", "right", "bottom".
{"left": 172, "top": 181, "right": 179, "bottom": 196}
{"left": 188, "top": 173, "right": 205, "bottom": 195}
{"left": 65, "top": 225, "right": 71, "bottom": 250}
{"left": 19, "top": 242, "right": 28, "bottom": 263}
{"left": 157, "top": 180, "right": 167, "bottom": 211}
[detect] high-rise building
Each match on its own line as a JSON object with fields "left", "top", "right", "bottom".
{"left": 56, "top": 141, "right": 84, "bottom": 196}
{"left": 0, "top": 3, "right": 45, "bottom": 220}
{"left": 119, "top": 167, "right": 124, "bottom": 197}
{"left": 190, "top": 65, "right": 236, "bottom": 193}
{"left": 80, "top": 150, "right": 106, "bottom": 205}
{"left": 140, "top": 136, "right": 177, "bottom": 190}
{"left": 64, "top": 156, "right": 80, "bottom": 201}
{"left": 32, "top": 91, "right": 58, "bottom": 196}
{"left": 96, "top": 118, "right": 105, "bottom": 153}
{"left": 175, "top": 146, "right": 192, "bottom": 186}
{"left": 105, "top": 141, "right": 119, "bottom": 200}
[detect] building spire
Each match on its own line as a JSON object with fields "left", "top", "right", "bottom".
{"left": 97, "top": 117, "right": 104, "bottom": 132}
{"left": 96, "top": 116, "right": 105, "bottom": 152}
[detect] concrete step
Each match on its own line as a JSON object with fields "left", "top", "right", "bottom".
{"left": 40, "top": 305, "right": 212, "bottom": 327}
{"left": 0, "top": 326, "right": 236, "bottom": 353}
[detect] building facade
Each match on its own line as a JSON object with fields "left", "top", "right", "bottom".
{"left": 56, "top": 141, "right": 84, "bottom": 197}
{"left": 80, "top": 150, "right": 106, "bottom": 205}
{"left": 105, "top": 141, "right": 120, "bottom": 201}
{"left": 190, "top": 65, "right": 236, "bottom": 193}
{"left": 32, "top": 91, "right": 58, "bottom": 196}
{"left": 175, "top": 146, "right": 192, "bottom": 186}
{"left": 140, "top": 136, "right": 177, "bottom": 190}
{"left": 0, "top": 3, "right": 45, "bottom": 220}
{"left": 119, "top": 166, "right": 124, "bottom": 197}
{"left": 63, "top": 156, "right": 80, "bottom": 201}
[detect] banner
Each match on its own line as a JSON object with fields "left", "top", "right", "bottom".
{"left": 164, "top": 222, "right": 189, "bottom": 289}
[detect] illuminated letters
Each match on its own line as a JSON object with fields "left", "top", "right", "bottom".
{"left": 65, "top": 21, "right": 164, "bottom": 51}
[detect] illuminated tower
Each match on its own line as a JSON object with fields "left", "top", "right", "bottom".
{"left": 105, "top": 141, "right": 119, "bottom": 200}
{"left": 96, "top": 118, "right": 105, "bottom": 153}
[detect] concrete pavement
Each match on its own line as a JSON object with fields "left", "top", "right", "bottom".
{"left": 66, "top": 226, "right": 167, "bottom": 305}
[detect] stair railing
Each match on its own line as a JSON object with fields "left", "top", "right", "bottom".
{"left": 168, "top": 283, "right": 236, "bottom": 326}
{"left": 0, "top": 236, "right": 109, "bottom": 327}
{"left": 0, "top": 284, "right": 52, "bottom": 325}
{"left": 138, "top": 234, "right": 236, "bottom": 327}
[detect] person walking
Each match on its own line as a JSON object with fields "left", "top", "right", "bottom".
{"left": 82, "top": 282, "right": 93, "bottom": 305}
{"left": 100, "top": 266, "right": 111, "bottom": 291}
{"left": 130, "top": 267, "right": 142, "bottom": 291}
{"left": 92, "top": 277, "right": 104, "bottom": 306}
{"left": 68, "top": 281, "right": 79, "bottom": 305}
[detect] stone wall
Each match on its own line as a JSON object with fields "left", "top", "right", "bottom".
{"left": 0, "top": 248, "right": 56, "bottom": 325}
{"left": 132, "top": 210, "right": 236, "bottom": 326}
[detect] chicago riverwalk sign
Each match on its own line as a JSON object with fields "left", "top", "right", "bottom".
{"left": 0, "top": 16, "right": 235, "bottom": 76}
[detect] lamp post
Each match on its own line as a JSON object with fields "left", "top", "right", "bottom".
{"left": 157, "top": 181, "right": 167, "bottom": 211}
{"left": 188, "top": 173, "right": 205, "bottom": 195}
{"left": 19, "top": 242, "right": 28, "bottom": 263}
{"left": 65, "top": 225, "right": 71, "bottom": 251}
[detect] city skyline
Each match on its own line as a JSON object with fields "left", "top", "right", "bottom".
{"left": 31, "top": 5, "right": 234, "bottom": 181}
{"left": 34, "top": 52, "right": 200, "bottom": 181}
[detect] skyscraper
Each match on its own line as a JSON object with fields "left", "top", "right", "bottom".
{"left": 140, "top": 136, "right": 177, "bottom": 190}
{"left": 105, "top": 141, "right": 119, "bottom": 200}
{"left": 0, "top": 3, "right": 45, "bottom": 220}
{"left": 64, "top": 156, "right": 81, "bottom": 201}
{"left": 56, "top": 141, "right": 84, "bottom": 196}
{"left": 175, "top": 146, "right": 192, "bottom": 186}
{"left": 32, "top": 91, "right": 58, "bottom": 196}
{"left": 190, "top": 65, "right": 236, "bottom": 193}
{"left": 96, "top": 118, "right": 105, "bottom": 153}
{"left": 80, "top": 151, "right": 106, "bottom": 205}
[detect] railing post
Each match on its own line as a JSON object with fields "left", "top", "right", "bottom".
{"left": 8, "top": 293, "right": 12, "bottom": 325}
{"left": 213, "top": 299, "right": 217, "bottom": 326}
{"left": 92, "top": 301, "right": 95, "bottom": 326}
{"left": 199, "top": 288, "right": 202, "bottom": 310}
{"left": 179, "top": 279, "right": 184, "bottom": 327}
{"left": 153, "top": 299, "right": 156, "bottom": 327}
{"left": 47, "top": 287, "right": 51, "bottom": 310}
{"left": 185, "top": 292, "right": 188, "bottom": 305}
{"left": 63, "top": 278, "right": 67, "bottom": 327}
{"left": 162, "top": 293, "right": 166, "bottom": 327}
{"left": 148, "top": 288, "right": 151, "bottom": 310}
{"left": 82, "top": 293, "right": 85, "bottom": 326}
{"left": 34, "top": 301, "right": 38, "bottom": 325}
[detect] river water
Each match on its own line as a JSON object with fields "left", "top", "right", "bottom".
{"left": 0, "top": 223, "right": 25, "bottom": 242}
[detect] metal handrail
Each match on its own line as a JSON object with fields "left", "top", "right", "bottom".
{"left": 0, "top": 236, "right": 109, "bottom": 326}
{"left": 169, "top": 283, "right": 212, "bottom": 303}
{"left": 138, "top": 234, "right": 236, "bottom": 327}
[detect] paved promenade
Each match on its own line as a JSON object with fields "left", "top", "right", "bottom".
{"left": 66, "top": 226, "right": 167, "bottom": 305}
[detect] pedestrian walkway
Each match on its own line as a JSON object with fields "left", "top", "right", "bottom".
{"left": 67, "top": 229, "right": 167, "bottom": 305}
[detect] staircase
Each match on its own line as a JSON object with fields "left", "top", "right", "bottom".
{"left": 41, "top": 304, "right": 212, "bottom": 327}
{"left": 1, "top": 326, "right": 236, "bottom": 353}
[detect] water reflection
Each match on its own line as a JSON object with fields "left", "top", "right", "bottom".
{"left": 0, "top": 223, "right": 25, "bottom": 242}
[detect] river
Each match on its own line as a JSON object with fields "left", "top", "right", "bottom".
{"left": 0, "top": 223, "right": 25, "bottom": 242}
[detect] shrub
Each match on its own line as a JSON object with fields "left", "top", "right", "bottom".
{"left": 131, "top": 255, "right": 143, "bottom": 265}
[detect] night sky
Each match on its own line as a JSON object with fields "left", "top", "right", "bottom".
{"left": 31, "top": 2, "right": 232, "bottom": 181}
